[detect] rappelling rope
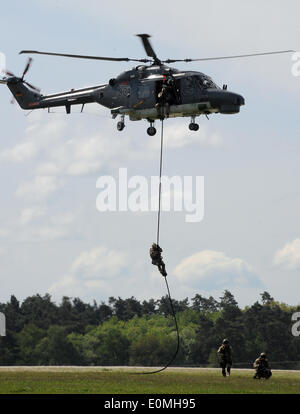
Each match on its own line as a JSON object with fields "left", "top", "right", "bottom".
{"left": 136, "top": 118, "right": 180, "bottom": 375}
{"left": 156, "top": 118, "right": 164, "bottom": 246}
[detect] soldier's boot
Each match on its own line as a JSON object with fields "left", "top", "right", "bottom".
{"left": 159, "top": 263, "right": 167, "bottom": 277}
{"left": 165, "top": 103, "right": 170, "bottom": 118}
{"left": 158, "top": 264, "right": 167, "bottom": 277}
{"left": 155, "top": 104, "right": 161, "bottom": 117}
{"left": 222, "top": 368, "right": 226, "bottom": 377}
{"left": 227, "top": 367, "right": 231, "bottom": 376}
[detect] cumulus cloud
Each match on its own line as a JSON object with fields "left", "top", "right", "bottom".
{"left": 1, "top": 206, "right": 78, "bottom": 243}
{"left": 20, "top": 226, "right": 68, "bottom": 242}
{"left": 174, "top": 250, "right": 262, "bottom": 290}
{"left": 166, "top": 124, "right": 223, "bottom": 149}
{"left": 48, "top": 246, "right": 127, "bottom": 297}
{"left": 15, "top": 175, "right": 63, "bottom": 201}
{"left": 0, "top": 114, "right": 65, "bottom": 164}
{"left": 70, "top": 246, "right": 127, "bottom": 278}
{"left": 53, "top": 134, "right": 120, "bottom": 177}
{"left": 19, "top": 207, "right": 46, "bottom": 226}
{"left": 150, "top": 123, "right": 223, "bottom": 150}
{"left": 25, "top": 112, "right": 141, "bottom": 178}
{"left": 0, "top": 141, "right": 38, "bottom": 162}
{"left": 273, "top": 238, "right": 300, "bottom": 270}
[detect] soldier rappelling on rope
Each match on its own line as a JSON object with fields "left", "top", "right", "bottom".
{"left": 155, "top": 74, "right": 180, "bottom": 119}
{"left": 150, "top": 243, "right": 167, "bottom": 277}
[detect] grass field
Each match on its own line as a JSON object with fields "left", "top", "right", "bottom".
{"left": 0, "top": 367, "right": 300, "bottom": 394}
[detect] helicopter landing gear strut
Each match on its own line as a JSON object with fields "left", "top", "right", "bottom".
{"left": 189, "top": 116, "right": 199, "bottom": 131}
{"left": 117, "top": 115, "right": 125, "bottom": 131}
{"left": 147, "top": 120, "right": 157, "bottom": 136}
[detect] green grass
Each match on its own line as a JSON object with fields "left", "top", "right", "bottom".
{"left": 0, "top": 368, "right": 299, "bottom": 394}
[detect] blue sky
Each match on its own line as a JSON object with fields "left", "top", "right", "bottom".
{"left": 0, "top": 0, "right": 300, "bottom": 307}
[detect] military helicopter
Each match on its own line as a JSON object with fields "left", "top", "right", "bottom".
{"left": 0, "top": 34, "right": 294, "bottom": 136}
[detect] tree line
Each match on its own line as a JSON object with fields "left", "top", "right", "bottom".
{"left": 0, "top": 290, "right": 299, "bottom": 369}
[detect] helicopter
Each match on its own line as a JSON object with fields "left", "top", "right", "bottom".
{"left": 0, "top": 34, "right": 294, "bottom": 136}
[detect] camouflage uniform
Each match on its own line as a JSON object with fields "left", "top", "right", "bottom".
{"left": 155, "top": 76, "right": 176, "bottom": 118}
{"left": 155, "top": 84, "right": 171, "bottom": 118}
{"left": 149, "top": 243, "right": 167, "bottom": 277}
{"left": 217, "top": 340, "right": 233, "bottom": 377}
{"left": 253, "top": 354, "right": 272, "bottom": 379}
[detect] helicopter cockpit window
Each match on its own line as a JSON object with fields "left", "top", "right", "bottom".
{"left": 136, "top": 66, "right": 147, "bottom": 79}
{"left": 182, "top": 76, "right": 194, "bottom": 96}
{"left": 195, "top": 75, "right": 219, "bottom": 89}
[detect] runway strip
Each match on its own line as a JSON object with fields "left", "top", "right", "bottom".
{"left": 0, "top": 366, "right": 299, "bottom": 373}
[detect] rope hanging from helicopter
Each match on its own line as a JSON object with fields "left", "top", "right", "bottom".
{"left": 136, "top": 118, "right": 180, "bottom": 375}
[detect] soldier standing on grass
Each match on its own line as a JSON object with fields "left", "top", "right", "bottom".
{"left": 217, "top": 338, "right": 233, "bottom": 377}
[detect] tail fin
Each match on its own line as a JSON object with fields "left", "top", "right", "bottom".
{"left": 6, "top": 77, "right": 41, "bottom": 109}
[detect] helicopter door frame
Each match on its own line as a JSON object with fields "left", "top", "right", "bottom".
{"left": 131, "top": 82, "right": 153, "bottom": 109}
{"left": 155, "top": 78, "right": 182, "bottom": 106}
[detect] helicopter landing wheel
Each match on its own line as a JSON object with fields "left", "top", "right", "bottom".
{"left": 117, "top": 121, "right": 125, "bottom": 131}
{"left": 147, "top": 126, "right": 157, "bottom": 136}
{"left": 189, "top": 122, "right": 199, "bottom": 131}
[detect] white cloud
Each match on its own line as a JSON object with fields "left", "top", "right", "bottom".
{"left": 35, "top": 162, "right": 60, "bottom": 176}
{"left": 21, "top": 210, "right": 78, "bottom": 242}
{"left": 62, "top": 135, "right": 114, "bottom": 176}
{"left": 0, "top": 141, "right": 38, "bottom": 162}
{"left": 162, "top": 124, "right": 223, "bottom": 149}
{"left": 1, "top": 205, "right": 78, "bottom": 243}
{"left": 30, "top": 226, "right": 68, "bottom": 242}
{"left": 273, "top": 238, "right": 300, "bottom": 270}
{"left": 71, "top": 246, "right": 126, "bottom": 278}
{"left": 0, "top": 114, "right": 66, "bottom": 165}
{"left": 15, "top": 175, "right": 63, "bottom": 201}
{"left": 48, "top": 246, "right": 127, "bottom": 297}
{"left": 174, "top": 250, "right": 262, "bottom": 290}
{"left": 20, "top": 207, "right": 46, "bottom": 225}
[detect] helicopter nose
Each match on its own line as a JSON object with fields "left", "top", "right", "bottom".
{"left": 232, "top": 93, "right": 244, "bottom": 106}
{"left": 207, "top": 90, "right": 245, "bottom": 113}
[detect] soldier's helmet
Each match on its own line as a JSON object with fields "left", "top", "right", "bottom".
{"left": 223, "top": 339, "right": 229, "bottom": 344}
{"left": 260, "top": 353, "right": 266, "bottom": 358}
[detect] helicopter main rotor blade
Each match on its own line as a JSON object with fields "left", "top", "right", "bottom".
{"left": 163, "top": 50, "right": 295, "bottom": 63}
{"left": 19, "top": 50, "right": 150, "bottom": 63}
{"left": 136, "top": 34, "right": 160, "bottom": 64}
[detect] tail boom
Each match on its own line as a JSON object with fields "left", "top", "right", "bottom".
{"left": 7, "top": 79, "right": 107, "bottom": 112}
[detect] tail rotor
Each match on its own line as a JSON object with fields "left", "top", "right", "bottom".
{"left": 1, "top": 58, "right": 40, "bottom": 92}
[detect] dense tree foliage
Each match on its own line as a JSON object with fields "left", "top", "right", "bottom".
{"left": 0, "top": 291, "right": 299, "bottom": 368}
